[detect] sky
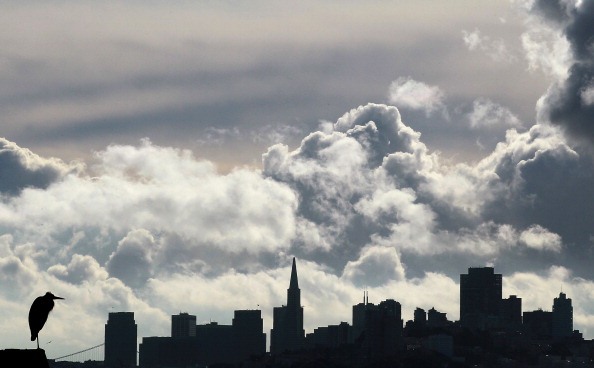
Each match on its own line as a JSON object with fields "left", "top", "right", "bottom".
{"left": 1, "top": 0, "right": 594, "bottom": 360}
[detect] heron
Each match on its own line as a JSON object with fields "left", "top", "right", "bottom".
{"left": 28, "top": 292, "right": 64, "bottom": 349}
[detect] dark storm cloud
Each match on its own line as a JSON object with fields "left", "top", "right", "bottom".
{"left": 477, "top": 124, "right": 594, "bottom": 277}
{"left": 0, "top": 137, "right": 73, "bottom": 195}
{"left": 533, "top": 0, "right": 594, "bottom": 143}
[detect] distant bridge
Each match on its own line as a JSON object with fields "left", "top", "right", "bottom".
{"left": 51, "top": 343, "right": 104, "bottom": 362}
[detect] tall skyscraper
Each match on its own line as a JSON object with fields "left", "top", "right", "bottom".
{"left": 460, "top": 267, "right": 502, "bottom": 330}
{"left": 171, "top": 312, "right": 196, "bottom": 338}
{"left": 270, "top": 257, "right": 305, "bottom": 354}
{"left": 353, "top": 298, "right": 404, "bottom": 358}
{"left": 233, "top": 310, "right": 266, "bottom": 361}
{"left": 105, "top": 312, "right": 137, "bottom": 368}
{"left": 552, "top": 292, "right": 573, "bottom": 339}
{"left": 351, "top": 291, "right": 373, "bottom": 343}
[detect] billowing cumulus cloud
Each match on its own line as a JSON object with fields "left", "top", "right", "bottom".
{"left": 4, "top": 2, "right": 594, "bottom": 357}
{"left": 4, "top": 90, "right": 594, "bottom": 357}
{"left": 0, "top": 138, "right": 77, "bottom": 195}
{"left": 387, "top": 77, "right": 446, "bottom": 117}
{"left": 0, "top": 138, "right": 298, "bottom": 265}
{"left": 264, "top": 103, "right": 578, "bottom": 269}
{"left": 106, "top": 229, "right": 158, "bottom": 288}
{"left": 342, "top": 246, "right": 405, "bottom": 287}
{"left": 48, "top": 254, "right": 109, "bottom": 285}
{"left": 526, "top": 0, "right": 594, "bottom": 143}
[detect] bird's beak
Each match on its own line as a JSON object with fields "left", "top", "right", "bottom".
{"left": 53, "top": 296, "right": 65, "bottom": 300}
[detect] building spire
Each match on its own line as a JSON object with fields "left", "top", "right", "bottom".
{"left": 287, "top": 257, "right": 301, "bottom": 308}
{"left": 289, "top": 257, "right": 299, "bottom": 289}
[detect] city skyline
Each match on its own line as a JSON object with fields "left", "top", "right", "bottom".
{"left": 95, "top": 263, "right": 578, "bottom": 367}
{"left": 128, "top": 263, "right": 576, "bottom": 357}
{"left": 2, "top": 0, "right": 594, "bottom": 360}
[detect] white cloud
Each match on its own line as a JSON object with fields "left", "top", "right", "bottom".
{"left": 467, "top": 97, "right": 522, "bottom": 129}
{"left": 520, "top": 15, "right": 571, "bottom": 79}
{"left": 519, "top": 225, "right": 562, "bottom": 252}
{"left": 387, "top": 77, "right": 446, "bottom": 117}
{"left": 0, "top": 139, "right": 299, "bottom": 258}
{"left": 342, "top": 245, "right": 406, "bottom": 286}
{"left": 462, "top": 29, "right": 516, "bottom": 63}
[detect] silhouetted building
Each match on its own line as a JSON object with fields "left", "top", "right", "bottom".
{"left": 196, "top": 321, "right": 234, "bottom": 363}
{"left": 523, "top": 309, "right": 552, "bottom": 340}
{"left": 404, "top": 307, "right": 427, "bottom": 338}
{"left": 358, "top": 299, "right": 404, "bottom": 359}
{"left": 460, "top": 267, "right": 502, "bottom": 330}
{"left": 501, "top": 295, "right": 522, "bottom": 331}
{"left": 427, "top": 307, "right": 448, "bottom": 328}
{"left": 233, "top": 309, "right": 266, "bottom": 361}
{"left": 270, "top": 257, "right": 305, "bottom": 354}
{"left": 306, "top": 322, "right": 351, "bottom": 349}
{"left": 140, "top": 313, "right": 263, "bottom": 368}
{"left": 171, "top": 312, "right": 196, "bottom": 338}
{"left": 139, "top": 336, "right": 197, "bottom": 368}
{"left": 552, "top": 292, "right": 573, "bottom": 339}
{"left": 105, "top": 312, "right": 137, "bottom": 368}
{"left": 414, "top": 307, "right": 427, "bottom": 327}
{"left": 351, "top": 291, "right": 373, "bottom": 343}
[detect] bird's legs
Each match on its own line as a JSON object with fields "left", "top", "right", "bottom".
{"left": 36, "top": 337, "right": 39, "bottom": 349}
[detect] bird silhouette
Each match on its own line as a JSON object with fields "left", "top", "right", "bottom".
{"left": 28, "top": 292, "right": 64, "bottom": 349}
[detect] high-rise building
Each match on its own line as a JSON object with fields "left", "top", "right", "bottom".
{"left": 233, "top": 309, "right": 266, "bottom": 361}
{"left": 196, "top": 321, "right": 234, "bottom": 363}
{"left": 552, "top": 292, "right": 573, "bottom": 339}
{"left": 270, "top": 257, "right": 305, "bottom": 354}
{"left": 501, "top": 295, "right": 522, "bottom": 331}
{"left": 351, "top": 291, "right": 373, "bottom": 343}
{"left": 105, "top": 312, "right": 137, "bottom": 368}
{"left": 360, "top": 299, "right": 404, "bottom": 358}
{"left": 171, "top": 312, "right": 196, "bottom": 338}
{"left": 460, "top": 267, "right": 502, "bottom": 330}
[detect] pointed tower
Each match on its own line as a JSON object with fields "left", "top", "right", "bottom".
{"left": 270, "top": 257, "right": 305, "bottom": 354}
{"left": 287, "top": 257, "right": 300, "bottom": 308}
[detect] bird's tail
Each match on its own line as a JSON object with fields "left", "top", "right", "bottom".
{"left": 31, "top": 334, "right": 36, "bottom": 341}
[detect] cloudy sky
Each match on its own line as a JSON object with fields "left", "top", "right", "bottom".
{"left": 2, "top": 0, "right": 594, "bottom": 360}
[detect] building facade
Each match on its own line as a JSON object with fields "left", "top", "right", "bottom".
{"left": 233, "top": 309, "right": 266, "bottom": 361}
{"left": 460, "top": 267, "right": 502, "bottom": 330}
{"left": 105, "top": 312, "right": 137, "bottom": 368}
{"left": 171, "top": 312, "right": 196, "bottom": 338}
{"left": 552, "top": 292, "right": 573, "bottom": 339}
